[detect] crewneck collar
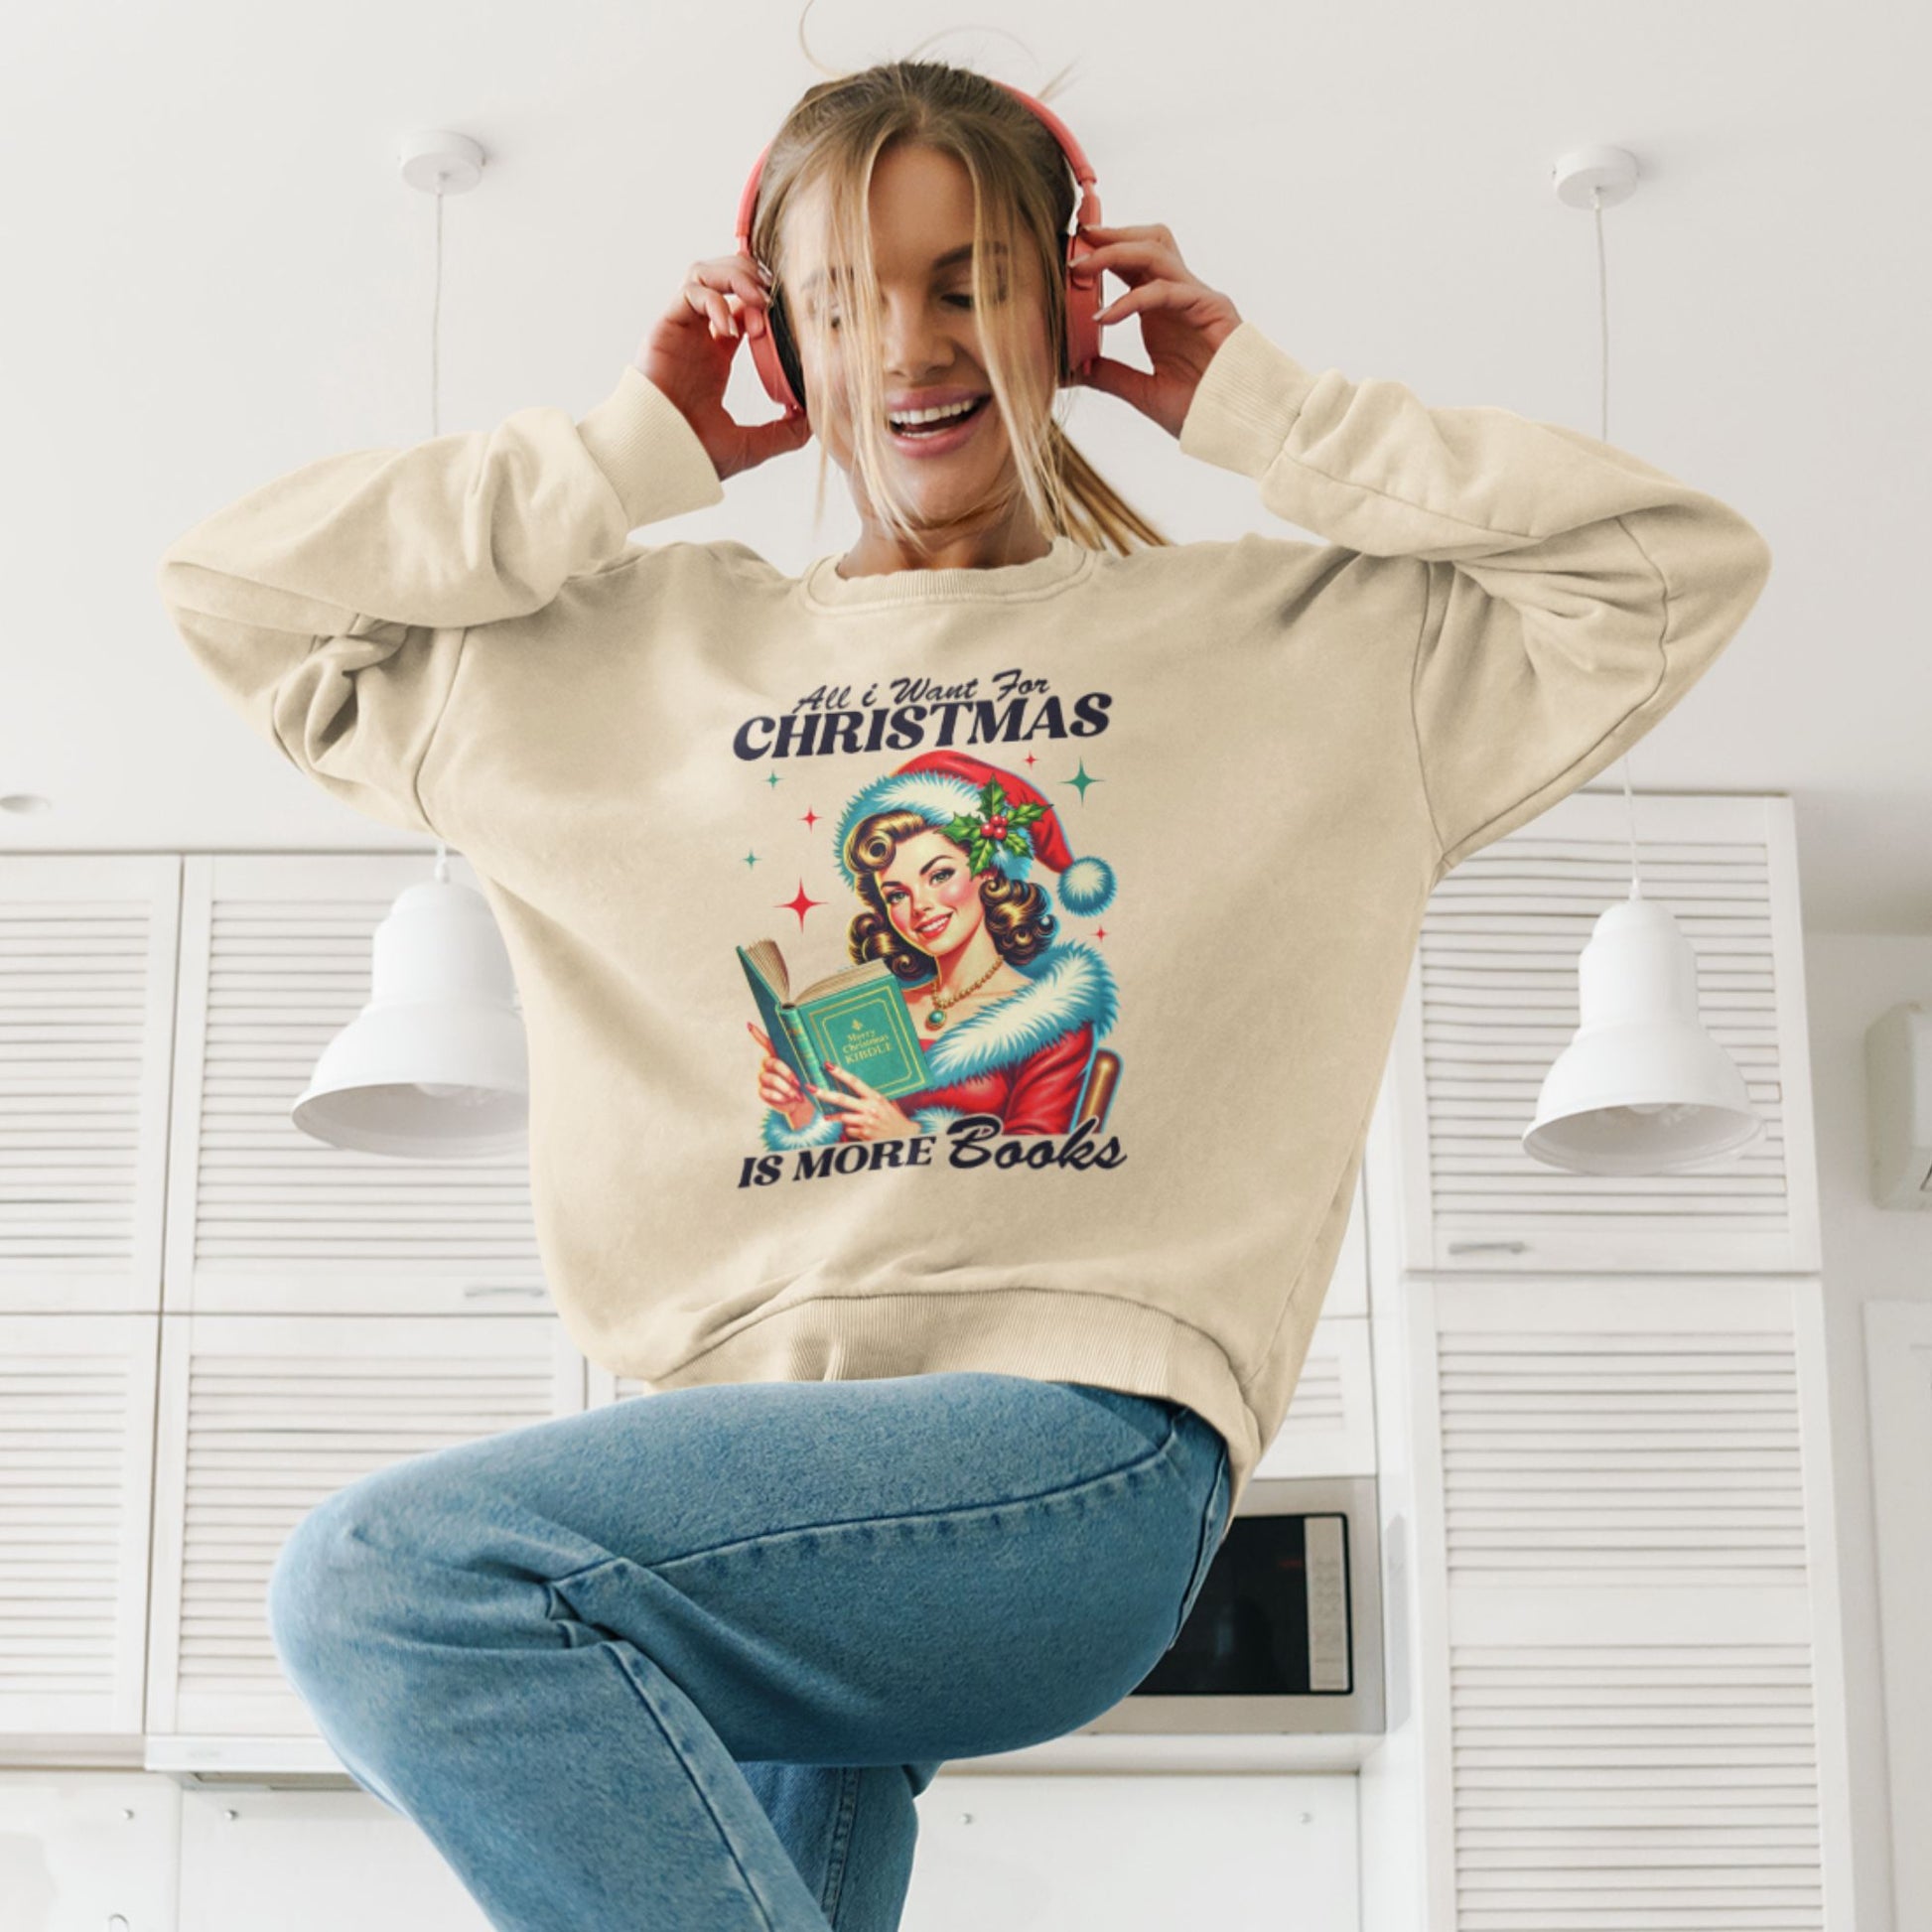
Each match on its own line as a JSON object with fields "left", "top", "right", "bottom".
{"left": 798, "top": 533, "right": 1095, "bottom": 612}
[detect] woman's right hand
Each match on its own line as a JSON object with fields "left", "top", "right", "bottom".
{"left": 637, "top": 256, "right": 812, "bottom": 482}
{"left": 749, "top": 1023, "right": 820, "bottom": 1133}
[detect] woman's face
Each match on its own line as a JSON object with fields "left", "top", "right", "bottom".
{"left": 877, "top": 830, "right": 985, "bottom": 958}
{"left": 779, "top": 143, "right": 1052, "bottom": 524}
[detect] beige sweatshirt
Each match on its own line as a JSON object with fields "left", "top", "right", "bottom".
{"left": 156, "top": 321, "right": 1773, "bottom": 1515}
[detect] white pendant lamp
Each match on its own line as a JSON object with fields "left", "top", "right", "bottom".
{"left": 1520, "top": 149, "right": 1762, "bottom": 1175}
{"left": 1523, "top": 890, "right": 1759, "bottom": 1173}
{"left": 292, "top": 854, "right": 528, "bottom": 1157}
{"left": 291, "top": 132, "right": 529, "bottom": 1158}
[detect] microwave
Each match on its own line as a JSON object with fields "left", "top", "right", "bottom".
{"left": 1082, "top": 1473, "right": 1385, "bottom": 1735}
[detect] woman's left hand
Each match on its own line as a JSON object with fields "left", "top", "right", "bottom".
{"left": 810, "top": 1061, "right": 919, "bottom": 1142}
{"left": 1070, "top": 223, "right": 1243, "bottom": 438}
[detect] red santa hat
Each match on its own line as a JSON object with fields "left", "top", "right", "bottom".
{"left": 832, "top": 749, "right": 1117, "bottom": 917}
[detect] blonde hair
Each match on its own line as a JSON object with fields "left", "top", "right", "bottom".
{"left": 745, "top": 57, "right": 1172, "bottom": 557}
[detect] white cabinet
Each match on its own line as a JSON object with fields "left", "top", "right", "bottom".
{"left": 1362, "top": 790, "right": 1855, "bottom": 1929}
{"left": 1864, "top": 1302, "right": 1932, "bottom": 1932}
{"left": 0, "top": 855, "right": 180, "bottom": 1316}
{"left": 1255, "top": 1169, "right": 1376, "bottom": 1478}
{"left": 0, "top": 1317, "right": 158, "bottom": 1742}
{"left": 1395, "top": 1274, "right": 1854, "bottom": 1927}
{"left": 0, "top": 1768, "right": 181, "bottom": 1929}
{"left": 905, "top": 1772, "right": 1358, "bottom": 1930}
{"left": 176, "top": 1783, "right": 492, "bottom": 1930}
{"left": 167, "top": 855, "right": 546, "bottom": 1316}
{"left": 144, "top": 1312, "right": 582, "bottom": 1743}
{"left": 1252, "top": 1314, "right": 1375, "bottom": 1479}
{"left": 1388, "top": 792, "right": 1820, "bottom": 1275}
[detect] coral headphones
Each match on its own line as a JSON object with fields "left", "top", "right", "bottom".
{"left": 732, "top": 80, "right": 1106, "bottom": 418}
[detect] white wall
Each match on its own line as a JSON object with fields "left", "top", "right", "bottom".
{"left": 1801, "top": 929, "right": 1932, "bottom": 1932}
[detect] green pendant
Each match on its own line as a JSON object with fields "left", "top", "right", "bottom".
{"left": 925, "top": 1008, "right": 946, "bottom": 1031}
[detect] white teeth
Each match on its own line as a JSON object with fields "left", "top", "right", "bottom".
{"left": 890, "top": 397, "right": 983, "bottom": 429}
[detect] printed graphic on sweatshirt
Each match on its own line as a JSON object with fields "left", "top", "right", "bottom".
{"left": 730, "top": 670, "right": 1125, "bottom": 1185}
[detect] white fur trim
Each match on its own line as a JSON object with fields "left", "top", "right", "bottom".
{"left": 915, "top": 941, "right": 1116, "bottom": 1087}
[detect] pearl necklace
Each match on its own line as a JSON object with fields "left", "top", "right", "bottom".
{"left": 923, "top": 956, "right": 1006, "bottom": 1031}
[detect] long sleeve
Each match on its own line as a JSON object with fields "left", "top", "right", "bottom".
{"left": 1177, "top": 322, "right": 1774, "bottom": 875}
{"left": 156, "top": 365, "right": 725, "bottom": 837}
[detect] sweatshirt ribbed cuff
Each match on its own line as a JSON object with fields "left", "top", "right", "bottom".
{"left": 1176, "top": 320, "right": 1321, "bottom": 481}
{"left": 576, "top": 364, "right": 726, "bottom": 533}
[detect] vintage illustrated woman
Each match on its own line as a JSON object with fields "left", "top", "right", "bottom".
{"left": 749, "top": 749, "right": 1120, "bottom": 1144}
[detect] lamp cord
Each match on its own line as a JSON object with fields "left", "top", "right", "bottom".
{"left": 428, "top": 180, "right": 451, "bottom": 885}
{"left": 1590, "top": 183, "right": 1645, "bottom": 899}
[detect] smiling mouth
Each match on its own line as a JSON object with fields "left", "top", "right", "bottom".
{"left": 915, "top": 911, "right": 951, "bottom": 938}
{"left": 887, "top": 395, "right": 991, "bottom": 436}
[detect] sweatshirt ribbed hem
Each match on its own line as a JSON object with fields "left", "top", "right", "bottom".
{"left": 638, "top": 1286, "right": 1263, "bottom": 1516}
{"left": 1177, "top": 320, "right": 1321, "bottom": 481}
{"left": 575, "top": 365, "right": 726, "bottom": 533}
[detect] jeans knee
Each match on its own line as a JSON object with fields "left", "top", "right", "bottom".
{"left": 266, "top": 1488, "right": 382, "bottom": 1681}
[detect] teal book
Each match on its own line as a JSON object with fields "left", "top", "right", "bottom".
{"left": 736, "top": 939, "right": 929, "bottom": 1110}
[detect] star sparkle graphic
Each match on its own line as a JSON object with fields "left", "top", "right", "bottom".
{"left": 1062, "top": 759, "right": 1102, "bottom": 803}
{"left": 779, "top": 880, "right": 826, "bottom": 932}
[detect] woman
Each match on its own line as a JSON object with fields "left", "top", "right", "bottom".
{"left": 162, "top": 52, "right": 1772, "bottom": 1932}
{"left": 254, "top": 66, "right": 1233, "bottom": 1932}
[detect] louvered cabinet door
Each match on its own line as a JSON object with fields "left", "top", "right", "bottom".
{"left": 167, "top": 855, "right": 548, "bottom": 1315}
{"left": 0, "top": 855, "right": 180, "bottom": 1315}
{"left": 1254, "top": 1317, "right": 1375, "bottom": 1478}
{"left": 1392, "top": 792, "right": 1820, "bottom": 1274}
{"left": 1253, "top": 1169, "right": 1375, "bottom": 1475}
{"left": 145, "top": 1311, "right": 583, "bottom": 1740}
{"left": 0, "top": 1314, "right": 159, "bottom": 1739}
{"left": 1408, "top": 1276, "right": 1853, "bottom": 1931}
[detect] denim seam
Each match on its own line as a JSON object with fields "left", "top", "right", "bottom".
{"left": 592, "top": 1642, "right": 784, "bottom": 1931}
{"left": 821, "top": 1764, "right": 862, "bottom": 1926}
{"left": 551, "top": 1417, "right": 1182, "bottom": 1580}
{"left": 1170, "top": 1440, "right": 1230, "bottom": 1649}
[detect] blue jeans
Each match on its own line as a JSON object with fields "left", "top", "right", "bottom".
{"left": 265, "top": 1370, "right": 1232, "bottom": 1931}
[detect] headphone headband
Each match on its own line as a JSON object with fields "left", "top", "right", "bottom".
{"left": 732, "top": 77, "right": 1106, "bottom": 413}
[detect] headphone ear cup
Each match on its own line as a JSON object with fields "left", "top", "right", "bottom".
{"left": 1062, "top": 230, "right": 1101, "bottom": 384}
{"left": 753, "top": 289, "right": 805, "bottom": 414}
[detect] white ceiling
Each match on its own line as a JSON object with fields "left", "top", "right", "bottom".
{"left": 8, "top": 0, "right": 1927, "bottom": 933}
